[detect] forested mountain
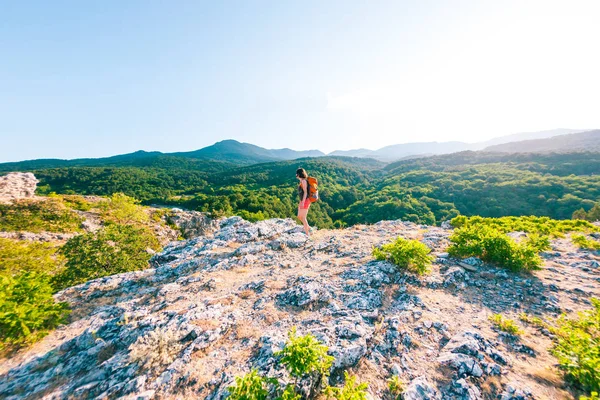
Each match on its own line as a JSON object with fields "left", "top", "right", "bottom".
{"left": 0, "top": 140, "right": 324, "bottom": 172}
{"left": 170, "top": 139, "right": 324, "bottom": 164}
{"left": 484, "top": 129, "right": 600, "bottom": 153}
{"left": 2, "top": 129, "right": 595, "bottom": 172}
{"left": 6, "top": 150, "right": 598, "bottom": 229}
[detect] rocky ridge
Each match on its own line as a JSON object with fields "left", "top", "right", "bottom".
{"left": 0, "top": 172, "right": 39, "bottom": 203}
{"left": 1, "top": 216, "right": 599, "bottom": 400}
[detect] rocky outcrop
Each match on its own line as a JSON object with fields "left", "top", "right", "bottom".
{"left": 166, "top": 210, "right": 219, "bottom": 239}
{"left": 0, "top": 217, "right": 597, "bottom": 399}
{"left": 0, "top": 172, "right": 38, "bottom": 202}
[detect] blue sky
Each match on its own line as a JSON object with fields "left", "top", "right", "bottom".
{"left": 1, "top": 1, "right": 599, "bottom": 162}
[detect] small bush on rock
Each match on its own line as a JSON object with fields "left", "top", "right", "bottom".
{"left": 276, "top": 327, "right": 334, "bottom": 380}
{"left": 450, "top": 215, "right": 599, "bottom": 236}
{"left": 373, "top": 237, "right": 433, "bottom": 275}
{"left": 53, "top": 224, "right": 160, "bottom": 289}
{"left": 227, "top": 369, "right": 278, "bottom": 400}
{"left": 552, "top": 298, "right": 600, "bottom": 394}
{"left": 580, "top": 392, "right": 599, "bottom": 400}
{"left": 572, "top": 234, "right": 600, "bottom": 250}
{"left": 278, "top": 385, "right": 302, "bottom": 400}
{"left": 324, "top": 372, "right": 369, "bottom": 400}
{"left": 387, "top": 375, "right": 405, "bottom": 399}
{"left": 449, "top": 225, "right": 542, "bottom": 272}
{"left": 100, "top": 193, "right": 150, "bottom": 225}
{"left": 489, "top": 314, "right": 523, "bottom": 335}
{"left": 0, "top": 271, "right": 70, "bottom": 350}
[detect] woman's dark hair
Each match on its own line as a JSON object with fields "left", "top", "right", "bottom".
{"left": 296, "top": 168, "right": 307, "bottom": 179}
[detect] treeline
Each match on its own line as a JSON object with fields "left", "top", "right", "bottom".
{"left": 21, "top": 152, "right": 600, "bottom": 227}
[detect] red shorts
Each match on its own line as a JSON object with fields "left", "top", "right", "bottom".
{"left": 299, "top": 199, "right": 311, "bottom": 209}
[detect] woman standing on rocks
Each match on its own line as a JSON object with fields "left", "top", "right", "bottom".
{"left": 296, "top": 168, "right": 312, "bottom": 237}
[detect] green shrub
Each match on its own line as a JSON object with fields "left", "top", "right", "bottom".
{"left": 0, "top": 198, "right": 83, "bottom": 233}
{"left": 0, "top": 272, "right": 70, "bottom": 349}
{"left": 278, "top": 385, "right": 301, "bottom": 400}
{"left": 552, "top": 298, "right": 600, "bottom": 394}
{"left": 0, "top": 238, "right": 64, "bottom": 276}
{"left": 572, "top": 234, "right": 600, "bottom": 250}
{"left": 581, "top": 392, "right": 599, "bottom": 400}
{"left": 227, "top": 369, "right": 277, "bottom": 400}
{"left": 275, "top": 327, "right": 334, "bottom": 379}
{"left": 50, "top": 193, "right": 94, "bottom": 211}
{"left": 325, "top": 372, "right": 369, "bottom": 400}
{"left": 99, "top": 193, "right": 150, "bottom": 225}
{"left": 449, "top": 225, "right": 542, "bottom": 272}
{"left": 387, "top": 375, "right": 405, "bottom": 399}
{"left": 489, "top": 314, "right": 523, "bottom": 335}
{"left": 519, "top": 313, "right": 549, "bottom": 330}
{"left": 53, "top": 224, "right": 160, "bottom": 290}
{"left": 373, "top": 237, "right": 433, "bottom": 275}
{"left": 450, "top": 215, "right": 599, "bottom": 236}
{"left": 525, "top": 233, "right": 551, "bottom": 252}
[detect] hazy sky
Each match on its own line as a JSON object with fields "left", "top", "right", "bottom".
{"left": 1, "top": 0, "right": 599, "bottom": 161}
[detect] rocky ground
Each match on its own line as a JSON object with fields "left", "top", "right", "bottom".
{"left": 1, "top": 216, "right": 599, "bottom": 400}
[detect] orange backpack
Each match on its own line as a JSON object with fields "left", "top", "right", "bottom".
{"left": 306, "top": 176, "right": 319, "bottom": 203}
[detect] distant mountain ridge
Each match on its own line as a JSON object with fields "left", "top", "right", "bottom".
{"left": 484, "top": 129, "right": 600, "bottom": 153}
{"left": 0, "top": 140, "right": 325, "bottom": 172}
{"left": 329, "top": 129, "right": 592, "bottom": 161}
{"left": 0, "top": 129, "right": 597, "bottom": 170}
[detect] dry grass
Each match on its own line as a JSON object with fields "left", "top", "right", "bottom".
{"left": 479, "top": 376, "right": 502, "bottom": 399}
{"left": 238, "top": 289, "right": 254, "bottom": 299}
{"left": 190, "top": 319, "right": 221, "bottom": 331}
{"left": 260, "top": 303, "right": 288, "bottom": 324}
{"left": 266, "top": 280, "right": 287, "bottom": 290}
{"left": 206, "top": 295, "right": 237, "bottom": 307}
{"left": 234, "top": 324, "right": 262, "bottom": 340}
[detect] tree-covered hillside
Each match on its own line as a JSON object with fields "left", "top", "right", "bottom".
{"left": 5, "top": 152, "right": 600, "bottom": 228}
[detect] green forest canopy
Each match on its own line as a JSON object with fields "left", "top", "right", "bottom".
{"left": 8, "top": 151, "right": 600, "bottom": 228}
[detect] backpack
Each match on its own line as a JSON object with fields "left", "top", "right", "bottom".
{"left": 306, "top": 176, "right": 319, "bottom": 203}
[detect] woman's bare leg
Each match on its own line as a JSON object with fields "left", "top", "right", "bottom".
{"left": 298, "top": 208, "right": 310, "bottom": 236}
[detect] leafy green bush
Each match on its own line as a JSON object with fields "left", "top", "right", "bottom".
{"left": 324, "top": 372, "right": 369, "bottom": 400}
{"left": 525, "top": 233, "right": 551, "bottom": 252}
{"left": 489, "top": 314, "right": 523, "bottom": 335}
{"left": 278, "top": 385, "right": 301, "bottom": 400}
{"left": 0, "top": 238, "right": 64, "bottom": 275}
{"left": 49, "top": 193, "right": 94, "bottom": 211}
{"left": 387, "top": 375, "right": 405, "bottom": 399}
{"left": 53, "top": 224, "right": 160, "bottom": 289}
{"left": 552, "top": 298, "right": 600, "bottom": 394}
{"left": 450, "top": 215, "right": 599, "bottom": 236}
{"left": 449, "top": 225, "right": 542, "bottom": 272}
{"left": 572, "top": 234, "right": 600, "bottom": 250}
{"left": 275, "top": 327, "right": 334, "bottom": 380}
{"left": 0, "top": 272, "right": 70, "bottom": 349}
{"left": 580, "top": 392, "right": 599, "bottom": 400}
{"left": 0, "top": 198, "right": 83, "bottom": 233}
{"left": 228, "top": 327, "right": 335, "bottom": 400}
{"left": 519, "top": 313, "right": 549, "bottom": 330}
{"left": 373, "top": 237, "right": 433, "bottom": 275}
{"left": 227, "top": 369, "right": 277, "bottom": 400}
{"left": 99, "top": 193, "right": 150, "bottom": 225}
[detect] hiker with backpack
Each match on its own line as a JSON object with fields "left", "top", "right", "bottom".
{"left": 296, "top": 168, "right": 318, "bottom": 237}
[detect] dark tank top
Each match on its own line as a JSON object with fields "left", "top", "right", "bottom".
{"left": 298, "top": 180, "right": 306, "bottom": 200}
